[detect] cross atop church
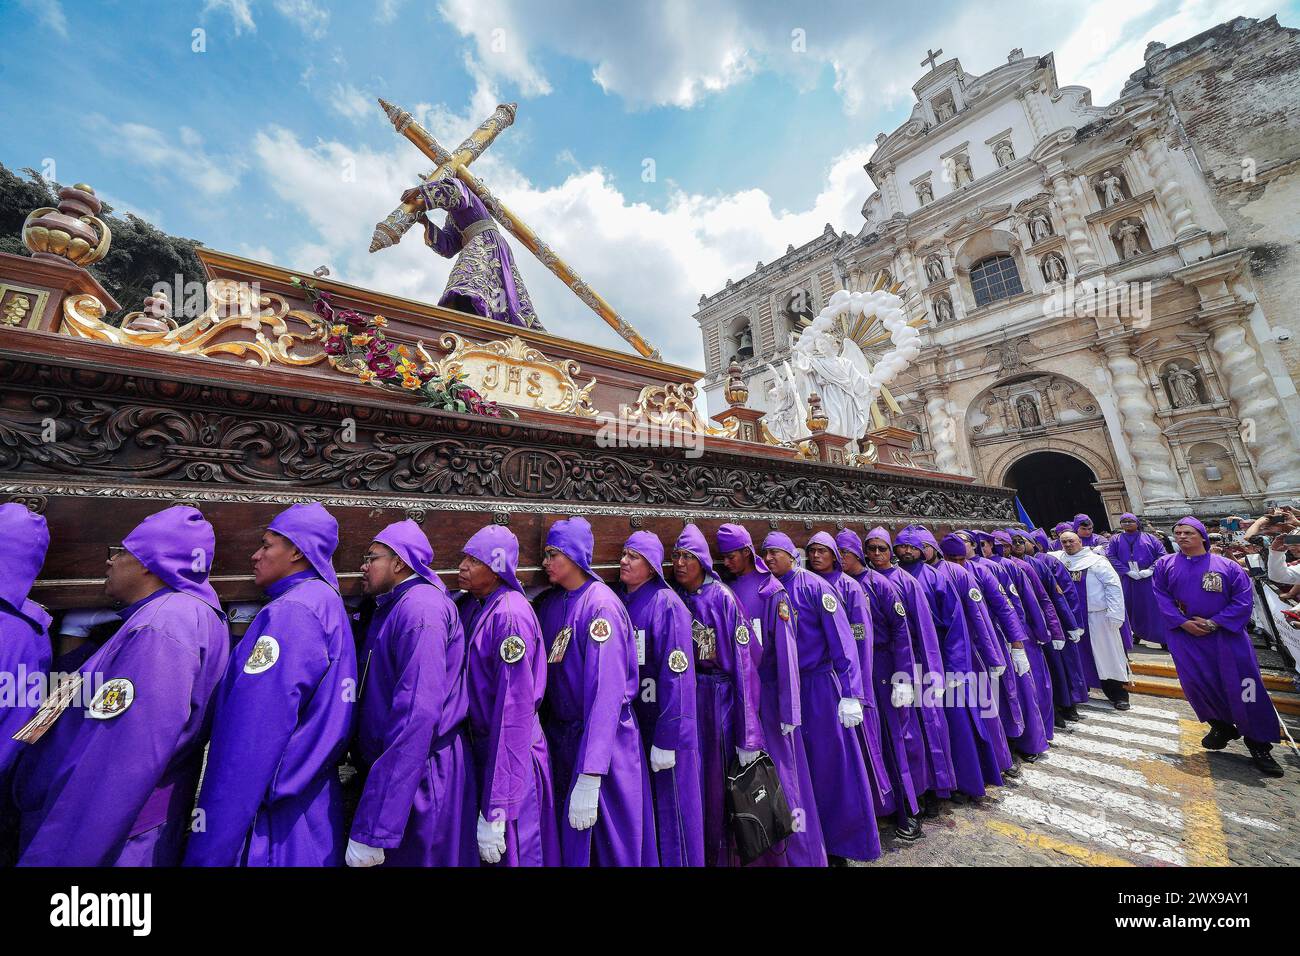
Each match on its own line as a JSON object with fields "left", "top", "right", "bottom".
{"left": 920, "top": 47, "right": 944, "bottom": 71}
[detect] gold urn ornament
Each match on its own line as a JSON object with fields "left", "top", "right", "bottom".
{"left": 23, "top": 183, "right": 112, "bottom": 268}
{"left": 724, "top": 359, "right": 749, "bottom": 406}
{"left": 806, "top": 392, "right": 829, "bottom": 432}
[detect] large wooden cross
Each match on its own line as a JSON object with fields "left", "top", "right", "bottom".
{"left": 920, "top": 48, "right": 944, "bottom": 71}
{"left": 370, "top": 99, "right": 661, "bottom": 360}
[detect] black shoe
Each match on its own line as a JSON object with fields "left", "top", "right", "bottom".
{"left": 1246, "top": 742, "right": 1285, "bottom": 778}
{"left": 1063, "top": 706, "right": 1082, "bottom": 722}
{"left": 1054, "top": 712, "right": 1068, "bottom": 729}
{"left": 1016, "top": 750, "right": 1041, "bottom": 763}
{"left": 1002, "top": 760, "right": 1022, "bottom": 779}
{"left": 827, "top": 853, "right": 851, "bottom": 867}
{"left": 894, "top": 814, "right": 924, "bottom": 842}
{"left": 1113, "top": 699, "right": 1131, "bottom": 711}
{"left": 1201, "top": 724, "right": 1241, "bottom": 750}
{"left": 922, "top": 791, "right": 942, "bottom": 819}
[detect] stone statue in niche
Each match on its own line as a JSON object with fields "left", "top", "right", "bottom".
{"left": 933, "top": 293, "right": 954, "bottom": 324}
{"left": 1016, "top": 394, "right": 1041, "bottom": 428}
{"left": 935, "top": 98, "right": 955, "bottom": 122}
{"left": 953, "top": 155, "right": 974, "bottom": 186}
{"left": 1098, "top": 169, "right": 1126, "bottom": 207}
{"left": 994, "top": 141, "right": 1016, "bottom": 168}
{"left": 1028, "top": 208, "right": 1053, "bottom": 242}
{"left": 1164, "top": 364, "right": 1203, "bottom": 408}
{"left": 1115, "top": 218, "right": 1144, "bottom": 259}
{"left": 924, "top": 255, "right": 945, "bottom": 283}
{"left": 1041, "top": 253, "right": 1067, "bottom": 283}
{"left": 916, "top": 181, "right": 934, "bottom": 206}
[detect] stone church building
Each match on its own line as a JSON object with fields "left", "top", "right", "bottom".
{"left": 694, "top": 15, "right": 1300, "bottom": 529}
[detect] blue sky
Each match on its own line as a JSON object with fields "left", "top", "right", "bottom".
{"left": 3, "top": 0, "right": 1296, "bottom": 367}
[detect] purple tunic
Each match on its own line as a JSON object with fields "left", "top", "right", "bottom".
{"left": 459, "top": 566, "right": 559, "bottom": 867}
{"left": 0, "top": 506, "right": 51, "bottom": 803}
{"left": 1152, "top": 546, "right": 1279, "bottom": 743}
{"left": 963, "top": 557, "right": 1029, "bottom": 743}
{"left": 1108, "top": 526, "right": 1167, "bottom": 646}
{"left": 17, "top": 506, "right": 230, "bottom": 866}
{"left": 352, "top": 576, "right": 477, "bottom": 866}
{"left": 989, "top": 549, "right": 1055, "bottom": 748}
{"left": 1028, "top": 548, "right": 1091, "bottom": 707}
{"left": 536, "top": 578, "right": 656, "bottom": 866}
{"left": 775, "top": 563, "right": 878, "bottom": 860}
{"left": 618, "top": 532, "right": 704, "bottom": 867}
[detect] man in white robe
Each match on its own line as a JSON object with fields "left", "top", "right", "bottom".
{"left": 1053, "top": 531, "right": 1132, "bottom": 710}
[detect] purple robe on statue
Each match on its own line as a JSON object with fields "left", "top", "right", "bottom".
{"left": 187, "top": 503, "right": 357, "bottom": 867}
{"left": 766, "top": 532, "right": 878, "bottom": 861}
{"left": 1152, "top": 518, "right": 1279, "bottom": 744}
{"left": 673, "top": 524, "right": 764, "bottom": 866}
{"left": 16, "top": 506, "right": 230, "bottom": 866}
{"left": 0, "top": 506, "right": 51, "bottom": 806}
{"left": 419, "top": 176, "right": 542, "bottom": 330}
{"left": 864, "top": 528, "right": 956, "bottom": 798}
{"left": 350, "top": 520, "right": 477, "bottom": 866}
{"left": 1107, "top": 514, "right": 1167, "bottom": 647}
{"left": 618, "top": 531, "right": 705, "bottom": 867}
{"left": 535, "top": 517, "right": 655, "bottom": 867}
{"left": 458, "top": 525, "right": 560, "bottom": 867}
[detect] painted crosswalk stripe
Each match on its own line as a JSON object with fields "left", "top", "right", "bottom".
{"left": 1071, "top": 723, "right": 1181, "bottom": 753}
{"left": 996, "top": 792, "right": 1187, "bottom": 865}
{"left": 1080, "top": 700, "right": 1181, "bottom": 720}
{"left": 1015, "top": 767, "right": 1184, "bottom": 830}
{"left": 1051, "top": 732, "right": 1175, "bottom": 763}
{"left": 1077, "top": 710, "right": 1183, "bottom": 737}
{"left": 1222, "top": 811, "right": 1283, "bottom": 833}
{"left": 1037, "top": 751, "right": 1178, "bottom": 795}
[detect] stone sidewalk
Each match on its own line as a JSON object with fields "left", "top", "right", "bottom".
{"left": 856, "top": 692, "right": 1300, "bottom": 867}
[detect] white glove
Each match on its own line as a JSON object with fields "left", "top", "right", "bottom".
{"left": 890, "top": 682, "right": 915, "bottom": 708}
{"left": 838, "top": 697, "right": 864, "bottom": 728}
{"left": 476, "top": 813, "right": 506, "bottom": 864}
{"left": 345, "top": 838, "right": 385, "bottom": 868}
{"left": 780, "top": 722, "right": 796, "bottom": 736}
{"left": 1126, "top": 570, "right": 1142, "bottom": 580}
{"left": 737, "top": 747, "right": 761, "bottom": 767}
{"left": 1139, "top": 569, "right": 1154, "bottom": 579}
{"left": 1051, "top": 639, "right": 1065, "bottom": 651}
{"left": 568, "top": 773, "right": 601, "bottom": 831}
{"left": 1009, "top": 646, "right": 1030, "bottom": 677}
{"left": 990, "top": 664, "right": 1007, "bottom": 678}
{"left": 649, "top": 746, "right": 676, "bottom": 772}
{"left": 1068, "top": 628, "right": 1084, "bottom": 643}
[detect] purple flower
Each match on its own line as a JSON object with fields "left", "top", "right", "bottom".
{"left": 369, "top": 353, "right": 397, "bottom": 377}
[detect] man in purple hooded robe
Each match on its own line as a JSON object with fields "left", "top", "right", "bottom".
{"left": 988, "top": 530, "right": 1056, "bottom": 749}
{"left": 671, "top": 523, "right": 764, "bottom": 866}
{"left": 616, "top": 531, "right": 704, "bottom": 867}
{"left": 0, "top": 506, "right": 51, "bottom": 806}
{"left": 1154, "top": 517, "right": 1283, "bottom": 777}
{"left": 186, "top": 502, "right": 357, "bottom": 867}
{"left": 861, "top": 527, "right": 955, "bottom": 820}
{"left": 409, "top": 176, "right": 543, "bottom": 329}
{"left": 15, "top": 506, "right": 230, "bottom": 866}
{"left": 762, "top": 531, "right": 878, "bottom": 862}
{"left": 534, "top": 517, "right": 655, "bottom": 866}
{"left": 808, "top": 530, "right": 919, "bottom": 839}
{"left": 1013, "top": 530, "right": 1088, "bottom": 726}
{"left": 898, "top": 528, "right": 1012, "bottom": 794}
{"left": 715, "top": 523, "right": 827, "bottom": 866}
{"left": 347, "top": 519, "right": 477, "bottom": 866}
{"left": 1107, "top": 513, "right": 1167, "bottom": 648}
{"left": 1073, "top": 514, "right": 1107, "bottom": 550}
{"left": 456, "top": 525, "right": 560, "bottom": 866}
{"left": 1054, "top": 530, "right": 1132, "bottom": 711}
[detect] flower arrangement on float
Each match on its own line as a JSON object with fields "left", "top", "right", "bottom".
{"left": 292, "top": 276, "right": 507, "bottom": 418}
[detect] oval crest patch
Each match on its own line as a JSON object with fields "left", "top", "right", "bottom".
{"left": 668, "top": 649, "right": 689, "bottom": 674}
{"left": 589, "top": 617, "right": 612, "bottom": 643}
{"left": 88, "top": 678, "right": 135, "bottom": 720}
{"left": 244, "top": 635, "right": 280, "bottom": 675}
{"left": 500, "top": 634, "right": 526, "bottom": 665}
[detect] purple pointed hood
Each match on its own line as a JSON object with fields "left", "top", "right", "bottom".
{"left": 546, "top": 516, "right": 597, "bottom": 579}
{"left": 1118, "top": 512, "right": 1143, "bottom": 534}
{"left": 807, "top": 530, "right": 842, "bottom": 569}
{"left": 624, "top": 530, "right": 668, "bottom": 586}
{"left": 1031, "top": 528, "right": 1053, "bottom": 552}
{"left": 895, "top": 525, "right": 939, "bottom": 554}
{"left": 0, "top": 504, "right": 49, "bottom": 611}
{"left": 940, "top": 533, "right": 969, "bottom": 558}
{"left": 836, "top": 528, "right": 867, "bottom": 563}
{"left": 463, "top": 525, "right": 524, "bottom": 593}
{"left": 1072, "top": 513, "right": 1094, "bottom": 532}
{"left": 762, "top": 531, "right": 798, "bottom": 559}
{"left": 1173, "top": 516, "right": 1210, "bottom": 545}
{"left": 124, "top": 505, "right": 222, "bottom": 611}
{"left": 374, "top": 518, "right": 447, "bottom": 593}
{"left": 676, "top": 524, "right": 719, "bottom": 580}
{"left": 716, "top": 522, "right": 769, "bottom": 574}
{"left": 268, "top": 502, "right": 339, "bottom": 591}
{"left": 1053, "top": 522, "right": 1073, "bottom": 536}
{"left": 992, "top": 530, "right": 1013, "bottom": 555}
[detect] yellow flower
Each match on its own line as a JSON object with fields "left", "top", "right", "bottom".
{"left": 397, "top": 344, "right": 411, "bottom": 358}
{"left": 359, "top": 369, "right": 377, "bottom": 383}
{"left": 351, "top": 334, "right": 372, "bottom": 347}
{"left": 402, "top": 375, "right": 421, "bottom": 390}
{"left": 373, "top": 315, "right": 388, "bottom": 327}
{"left": 330, "top": 324, "right": 347, "bottom": 335}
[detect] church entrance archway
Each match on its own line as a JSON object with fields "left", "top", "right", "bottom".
{"left": 1005, "top": 451, "right": 1110, "bottom": 532}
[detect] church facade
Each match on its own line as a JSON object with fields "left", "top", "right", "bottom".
{"left": 694, "top": 15, "right": 1300, "bottom": 529}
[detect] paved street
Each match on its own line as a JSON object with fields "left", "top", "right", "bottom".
{"left": 859, "top": 692, "right": 1300, "bottom": 867}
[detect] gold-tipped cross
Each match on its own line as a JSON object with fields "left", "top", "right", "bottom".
{"left": 371, "top": 98, "right": 661, "bottom": 360}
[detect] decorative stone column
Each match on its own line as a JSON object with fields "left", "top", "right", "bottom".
{"left": 1138, "top": 130, "right": 1199, "bottom": 240}
{"left": 1098, "top": 335, "right": 1184, "bottom": 506}
{"left": 1050, "top": 172, "right": 1101, "bottom": 272}
{"left": 922, "top": 385, "right": 963, "bottom": 476}
{"left": 1019, "top": 85, "right": 1050, "bottom": 140}
{"left": 881, "top": 163, "right": 903, "bottom": 217}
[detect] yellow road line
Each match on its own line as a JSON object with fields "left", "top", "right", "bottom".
{"left": 1131, "top": 719, "right": 1230, "bottom": 866}
{"left": 984, "top": 818, "right": 1135, "bottom": 867}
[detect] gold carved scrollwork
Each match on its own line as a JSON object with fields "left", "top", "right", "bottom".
{"left": 60, "top": 280, "right": 326, "bottom": 368}
{"left": 622, "top": 382, "right": 739, "bottom": 439}
{"left": 424, "top": 333, "right": 598, "bottom": 417}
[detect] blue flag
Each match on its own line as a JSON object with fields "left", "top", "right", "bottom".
{"left": 1014, "top": 495, "right": 1036, "bottom": 530}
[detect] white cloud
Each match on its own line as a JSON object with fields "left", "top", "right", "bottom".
{"left": 375, "top": 0, "right": 404, "bottom": 24}
{"left": 245, "top": 116, "right": 874, "bottom": 368}
{"left": 329, "top": 83, "right": 373, "bottom": 122}
{"left": 202, "top": 0, "right": 255, "bottom": 35}
{"left": 17, "top": 0, "right": 67, "bottom": 36}
{"left": 88, "top": 117, "right": 242, "bottom": 196}
{"left": 273, "top": 0, "right": 330, "bottom": 40}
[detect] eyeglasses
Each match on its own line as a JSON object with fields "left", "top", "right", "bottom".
{"left": 360, "top": 552, "right": 394, "bottom": 566}
{"left": 865, "top": 545, "right": 891, "bottom": 553}
{"left": 542, "top": 547, "right": 564, "bottom": 560}
{"left": 107, "top": 545, "right": 128, "bottom": 562}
